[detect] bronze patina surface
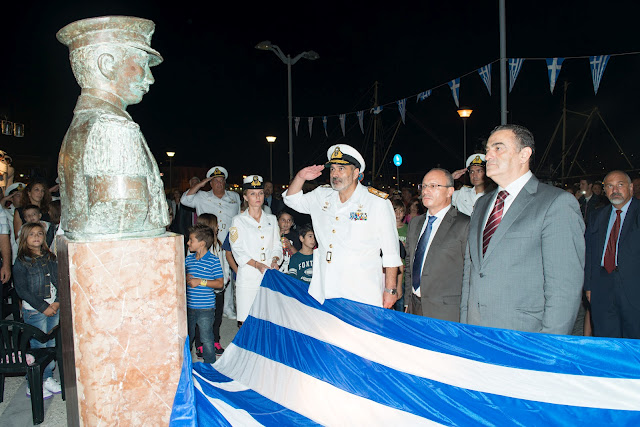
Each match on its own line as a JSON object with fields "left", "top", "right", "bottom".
{"left": 57, "top": 16, "right": 169, "bottom": 240}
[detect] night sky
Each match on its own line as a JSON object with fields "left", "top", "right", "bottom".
{"left": 2, "top": 1, "right": 640, "bottom": 187}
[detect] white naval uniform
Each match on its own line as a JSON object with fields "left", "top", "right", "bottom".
{"left": 283, "top": 182, "right": 402, "bottom": 307}
{"left": 181, "top": 189, "right": 241, "bottom": 242}
{"left": 451, "top": 186, "right": 484, "bottom": 216}
{"left": 229, "top": 210, "right": 282, "bottom": 322}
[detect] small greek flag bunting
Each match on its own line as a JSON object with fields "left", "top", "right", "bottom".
{"left": 357, "top": 110, "right": 365, "bottom": 134}
{"left": 448, "top": 78, "right": 460, "bottom": 108}
{"left": 546, "top": 58, "right": 565, "bottom": 94}
{"left": 339, "top": 114, "right": 346, "bottom": 136}
{"left": 590, "top": 55, "right": 610, "bottom": 95}
{"left": 371, "top": 106, "right": 383, "bottom": 115}
{"left": 294, "top": 117, "right": 300, "bottom": 136}
{"left": 322, "top": 116, "right": 328, "bottom": 137}
{"left": 508, "top": 58, "right": 525, "bottom": 92}
{"left": 307, "top": 117, "right": 313, "bottom": 137}
{"left": 416, "top": 90, "right": 432, "bottom": 102}
{"left": 397, "top": 98, "right": 407, "bottom": 124}
{"left": 478, "top": 64, "right": 492, "bottom": 95}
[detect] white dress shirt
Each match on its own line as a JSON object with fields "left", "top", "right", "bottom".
{"left": 483, "top": 170, "right": 533, "bottom": 229}
{"left": 412, "top": 205, "right": 451, "bottom": 298}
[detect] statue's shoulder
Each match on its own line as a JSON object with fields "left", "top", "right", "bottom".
{"left": 95, "top": 113, "right": 139, "bottom": 130}
{"left": 368, "top": 187, "right": 389, "bottom": 199}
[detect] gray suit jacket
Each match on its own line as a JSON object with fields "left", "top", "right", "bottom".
{"left": 405, "top": 206, "right": 470, "bottom": 321}
{"left": 460, "top": 174, "right": 585, "bottom": 334}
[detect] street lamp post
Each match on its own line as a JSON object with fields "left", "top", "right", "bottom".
{"left": 457, "top": 108, "right": 473, "bottom": 166}
{"left": 256, "top": 40, "right": 319, "bottom": 181}
{"left": 266, "top": 136, "right": 277, "bottom": 182}
{"left": 166, "top": 151, "right": 175, "bottom": 190}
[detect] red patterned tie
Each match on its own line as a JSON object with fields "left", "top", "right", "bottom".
{"left": 483, "top": 190, "right": 509, "bottom": 255}
{"left": 604, "top": 209, "right": 622, "bottom": 273}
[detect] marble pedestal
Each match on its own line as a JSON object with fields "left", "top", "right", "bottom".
{"left": 57, "top": 233, "right": 187, "bottom": 426}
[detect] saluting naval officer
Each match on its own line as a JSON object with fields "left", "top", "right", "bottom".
{"left": 283, "top": 144, "right": 402, "bottom": 308}
{"left": 181, "top": 166, "right": 241, "bottom": 242}
{"left": 229, "top": 175, "right": 282, "bottom": 323}
{"left": 451, "top": 154, "right": 488, "bottom": 216}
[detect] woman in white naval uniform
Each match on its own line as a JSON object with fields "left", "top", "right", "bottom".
{"left": 229, "top": 175, "right": 282, "bottom": 324}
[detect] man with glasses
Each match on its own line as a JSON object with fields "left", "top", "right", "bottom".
{"left": 585, "top": 170, "right": 640, "bottom": 338}
{"left": 283, "top": 144, "right": 401, "bottom": 308}
{"left": 460, "top": 124, "right": 584, "bottom": 334}
{"left": 404, "top": 169, "right": 469, "bottom": 319}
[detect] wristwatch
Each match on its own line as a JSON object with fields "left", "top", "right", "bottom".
{"left": 200, "top": 279, "right": 207, "bottom": 287}
{"left": 384, "top": 287, "right": 397, "bottom": 295}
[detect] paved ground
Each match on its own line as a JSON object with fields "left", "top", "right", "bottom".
{"left": 0, "top": 317, "right": 239, "bottom": 426}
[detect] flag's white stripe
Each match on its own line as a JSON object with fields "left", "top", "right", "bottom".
{"left": 193, "top": 376, "right": 263, "bottom": 426}
{"left": 193, "top": 370, "right": 249, "bottom": 392}
{"left": 215, "top": 344, "right": 440, "bottom": 426}
{"left": 254, "top": 287, "right": 640, "bottom": 411}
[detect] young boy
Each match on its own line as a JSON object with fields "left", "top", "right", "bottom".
{"left": 185, "top": 224, "right": 224, "bottom": 363}
{"left": 287, "top": 224, "right": 315, "bottom": 283}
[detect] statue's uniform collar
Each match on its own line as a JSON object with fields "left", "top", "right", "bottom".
{"left": 73, "top": 90, "right": 132, "bottom": 121}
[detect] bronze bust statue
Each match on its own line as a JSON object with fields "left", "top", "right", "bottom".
{"left": 57, "top": 16, "right": 169, "bottom": 240}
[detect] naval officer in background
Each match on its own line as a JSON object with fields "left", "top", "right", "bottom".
{"left": 283, "top": 144, "right": 402, "bottom": 308}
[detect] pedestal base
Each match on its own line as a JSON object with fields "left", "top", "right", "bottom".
{"left": 57, "top": 233, "right": 187, "bottom": 426}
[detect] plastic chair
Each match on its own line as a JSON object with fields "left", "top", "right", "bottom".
{"left": 1, "top": 286, "right": 22, "bottom": 322}
{"left": 0, "top": 320, "right": 65, "bottom": 425}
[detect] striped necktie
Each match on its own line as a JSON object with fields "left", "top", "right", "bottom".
{"left": 483, "top": 190, "right": 509, "bottom": 255}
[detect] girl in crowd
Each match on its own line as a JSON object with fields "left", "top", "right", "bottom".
{"left": 277, "top": 210, "right": 301, "bottom": 273}
{"left": 13, "top": 222, "right": 61, "bottom": 399}
{"left": 13, "top": 179, "right": 52, "bottom": 240}
{"left": 404, "top": 197, "right": 423, "bottom": 224}
{"left": 196, "top": 213, "right": 229, "bottom": 355}
{"left": 229, "top": 175, "right": 282, "bottom": 326}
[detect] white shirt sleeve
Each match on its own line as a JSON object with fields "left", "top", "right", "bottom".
{"left": 229, "top": 217, "right": 252, "bottom": 266}
{"left": 379, "top": 199, "right": 402, "bottom": 268}
{"left": 180, "top": 190, "right": 197, "bottom": 208}
{"left": 269, "top": 217, "right": 283, "bottom": 262}
{"left": 282, "top": 189, "right": 314, "bottom": 214}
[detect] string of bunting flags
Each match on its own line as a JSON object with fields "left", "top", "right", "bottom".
{"left": 294, "top": 52, "right": 637, "bottom": 138}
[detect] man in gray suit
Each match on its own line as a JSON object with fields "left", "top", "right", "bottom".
{"left": 460, "top": 124, "right": 585, "bottom": 334}
{"left": 405, "top": 169, "right": 470, "bottom": 321}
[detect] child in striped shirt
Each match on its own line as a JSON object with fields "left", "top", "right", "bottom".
{"left": 186, "top": 224, "right": 224, "bottom": 363}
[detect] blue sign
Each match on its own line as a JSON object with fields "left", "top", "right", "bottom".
{"left": 393, "top": 154, "right": 402, "bottom": 167}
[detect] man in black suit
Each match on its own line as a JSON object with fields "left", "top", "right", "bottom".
{"left": 578, "top": 178, "right": 605, "bottom": 222}
{"left": 585, "top": 170, "right": 640, "bottom": 338}
{"left": 264, "top": 181, "right": 285, "bottom": 215}
{"left": 404, "top": 168, "right": 469, "bottom": 321}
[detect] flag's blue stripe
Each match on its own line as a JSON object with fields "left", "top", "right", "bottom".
{"left": 194, "top": 389, "right": 233, "bottom": 427}
{"left": 236, "top": 317, "right": 640, "bottom": 426}
{"left": 259, "top": 271, "right": 640, "bottom": 379}
{"left": 193, "top": 363, "right": 321, "bottom": 426}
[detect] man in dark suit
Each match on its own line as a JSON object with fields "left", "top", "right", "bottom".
{"left": 578, "top": 178, "right": 605, "bottom": 222}
{"left": 264, "top": 181, "right": 285, "bottom": 215}
{"left": 585, "top": 170, "right": 640, "bottom": 338}
{"left": 460, "top": 124, "right": 585, "bottom": 334}
{"left": 404, "top": 168, "right": 470, "bottom": 321}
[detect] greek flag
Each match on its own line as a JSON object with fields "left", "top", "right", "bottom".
{"left": 294, "top": 117, "right": 300, "bottom": 136}
{"left": 171, "top": 270, "right": 640, "bottom": 426}
{"left": 590, "top": 55, "right": 610, "bottom": 94}
{"left": 356, "top": 110, "right": 364, "bottom": 134}
{"left": 322, "top": 116, "right": 328, "bottom": 137}
{"left": 371, "top": 106, "right": 383, "bottom": 115}
{"left": 448, "top": 78, "right": 460, "bottom": 108}
{"left": 546, "top": 58, "right": 565, "bottom": 94}
{"left": 416, "top": 89, "right": 432, "bottom": 102}
{"left": 397, "top": 98, "right": 407, "bottom": 124}
{"left": 508, "top": 58, "right": 525, "bottom": 92}
{"left": 307, "top": 117, "right": 313, "bottom": 137}
{"left": 339, "top": 114, "right": 346, "bottom": 136}
{"left": 478, "top": 64, "right": 492, "bottom": 95}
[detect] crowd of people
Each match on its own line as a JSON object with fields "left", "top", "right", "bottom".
{"left": 3, "top": 123, "right": 639, "bottom": 405}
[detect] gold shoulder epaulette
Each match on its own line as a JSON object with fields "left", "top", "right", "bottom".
{"left": 368, "top": 187, "right": 389, "bottom": 199}
{"left": 321, "top": 184, "right": 331, "bottom": 188}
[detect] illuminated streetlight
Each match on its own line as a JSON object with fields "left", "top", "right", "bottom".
{"left": 166, "top": 151, "right": 175, "bottom": 190}
{"left": 457, "top": 108, "right": 473, "bottom": 166}
{"left": 266, "top": 136, "right": 277, "bottom": 182}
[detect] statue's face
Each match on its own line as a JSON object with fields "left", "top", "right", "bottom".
{"left": 113, "top": 48, "right": 154, "bottom": 105}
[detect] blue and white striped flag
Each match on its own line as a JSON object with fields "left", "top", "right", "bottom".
{"left": 448, "top": 78, "right": 460, "bottom": 108}
{"left": 356, "top": 110, "right": 364, "bottom": 134}
{"left": 294, "top": 117, "right": 300, "bottom": 136}
{"left": 416, "top": 89, "right": 432, "bottom": 102}
{"left": 171, "top": 270, "right": 640, "bottom": 426}
{"left": 307, "top": 117, "right": 313, "bottom": 137}
{"left": 508, "top": 58, "right": 525, "bottom": 92}
{"left": 590, "top": 55, "right": 610, "bottom": 94}
{"left": 397, "top": 98, "right": 407, "bottom": 124}
{"left": 322, "top": 116, "right": 328, "bottom": 137}
{"left": 478, "top": 64, "right": 492, "bottom": 95}
{"left": 339, "top": 114, "right": 346, "bottom": 136}
{"left": 546, "top": 58, "right": 565, "bottom": 94}
{"left": 371, "top": 106, "right": 383, "bottom": 115}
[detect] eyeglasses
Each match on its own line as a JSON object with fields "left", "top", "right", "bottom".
{"left": 418, "top": 184, "right": 452, "bottom": 191}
